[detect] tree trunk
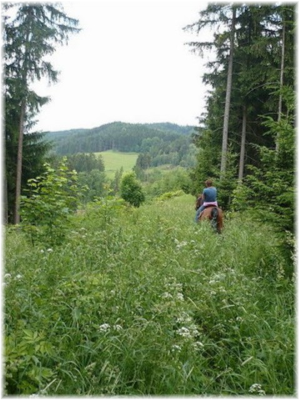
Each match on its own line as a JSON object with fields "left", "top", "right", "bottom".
{"left": 4, "top": 175, "right": 9, "bottom": 225}
{"left": 14, "top": 99, "right": 26, "bottom": 225}
{"left": 220, "top": 7, "right": 236, "bottom": 176}
{"left": 276, "top": 13, "right": 285, "bottom": 153}
{"left": 238, "top": 105, "right": 247, "bottom": 181}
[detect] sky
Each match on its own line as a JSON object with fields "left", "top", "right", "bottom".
{"left": 30, "top": 0, "right": 214, "bottom": 132}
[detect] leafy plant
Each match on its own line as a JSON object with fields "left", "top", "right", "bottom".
{"left": 231, "top": 88, "right": 295, "bottom": 234}
{"left": 21, "top": 159, "right": 80, "bottom": 245}
{"left": 120, "top": 172, "right": 145, "bottom": 207}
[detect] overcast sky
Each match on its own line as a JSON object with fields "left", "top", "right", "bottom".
{"left": 31, "top": 0, "right": 214, "bottom": 132}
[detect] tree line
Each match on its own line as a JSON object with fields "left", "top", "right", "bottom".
{"left": 45, "top": 122, "right": 197, "bottom": 166}
{"left": 186, "top": 3, "right": 295, "bottom": 235}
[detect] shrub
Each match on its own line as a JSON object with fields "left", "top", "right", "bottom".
{"left": 120, "top": 172, "right": 145, "bottom": 207}
{"left": 156, "top": 190, "right": 184, "bottom": 201}
{"left": 21, "top": 159, "right": 80, "bottom": 245}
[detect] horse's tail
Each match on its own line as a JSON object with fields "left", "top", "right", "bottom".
{"left": 211, "top": 207, "right": 221, "bottom": 234}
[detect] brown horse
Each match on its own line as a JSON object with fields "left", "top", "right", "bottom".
{"left": 199, "top": 206, "right": 224, "bottom": 234}
{"left": 195, "top": 195, "right": 224, "bottom": 234}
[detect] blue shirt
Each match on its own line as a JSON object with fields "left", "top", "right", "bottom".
{"left": 203, "top": 187, "right": 217, "bottom": 202}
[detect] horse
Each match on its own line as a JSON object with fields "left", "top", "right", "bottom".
{"left": 195, "top": 194, "right": 224, "bottom": 234}
{"left": 199, "top": 206, "right": 224, "bottom": 234}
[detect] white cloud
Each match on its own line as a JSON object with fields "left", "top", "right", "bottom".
{"left": 31, "top": 1, "right": 213, "bottom": 131}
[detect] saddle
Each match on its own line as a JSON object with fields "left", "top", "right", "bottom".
{"left": 199, "top": 204, "right": 218, "bottom": 218}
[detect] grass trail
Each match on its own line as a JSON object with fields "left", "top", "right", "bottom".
{"left": 4, "top": 195, "right": 295, "bottom": 395}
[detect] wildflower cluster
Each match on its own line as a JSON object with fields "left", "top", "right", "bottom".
{"left": 3, "top": 273, "right": 22, "bottom": 286}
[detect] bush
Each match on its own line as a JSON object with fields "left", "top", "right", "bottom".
{"left": 120, "top": 172, "right": 145, "bottom": 207}
{"left": 20, "top": 160, "right": 80, "bottom": 245}
{"left": 156, "top": 190, "right": 184, "bottom": 201}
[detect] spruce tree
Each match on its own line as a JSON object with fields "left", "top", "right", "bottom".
{"left": 3, "top": 3, "right": 80, "bottom": 224}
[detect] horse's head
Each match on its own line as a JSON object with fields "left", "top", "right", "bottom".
{"left": 195, "top": 194, "right": 203, "bottom": 210}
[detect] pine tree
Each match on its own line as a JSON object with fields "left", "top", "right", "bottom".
{"left": 186, "top": 3, "right": 295, "bottom": 212}
{"left": 3, "top": 3, "right": 80, "bottom": 224}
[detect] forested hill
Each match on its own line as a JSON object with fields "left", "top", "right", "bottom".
{"left": 45, "top": 121, "right": 197, "bottom": 155}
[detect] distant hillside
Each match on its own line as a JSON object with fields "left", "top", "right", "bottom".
{"left": 45, "top": 121, "right": 197, "bottom": 156}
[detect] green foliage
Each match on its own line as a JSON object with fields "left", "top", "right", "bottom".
{"left": 120, "top": 172, "right": 145, "bottom": 208}
{"left": 4, "top": 195, "right": 295, "bottom": 395}
{"left": 144, "top": 168, "right": 192, "bottom": 199}
{"left": 189, "top": 144, "right": 237, "bottom": 211}
{"left": 133, "top": 153, "right": 151, "bottom": 179}
{"left": 232, "top": 90, "right": 295, "bottom": 233}
{"left": 5, "top": 130, "right": 51, "bottom": 223}
{"left": 77, "top": 169, "right": 108, "bottom": 204}
{"left": 135, "top": 153, "right": 152, "bottom": 170}
{"left": 111, "top": 167, "right": 124, "bottom": 195}
{"left": 186, "top": 4, "right": 295, "bottom": 232}
{"left": 46, "top": 122, "right": 196, "bottom": 156}
{"left": 65, "top": 152, "right": 105, "bottom": 173}
{"left": 156, "top": 190, "right": 185, "bottom": 201}
{"left": 45, "top": 123, "right": 197, "bottom": 170}
{"left": 21, "top": 160, "right": 80, "bottom": 245}
{"left": 3, "top": 3, "right": 80, "bottom": 223}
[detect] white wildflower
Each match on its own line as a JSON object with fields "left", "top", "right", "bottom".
{"left": 165, "top": 282, "right": 182, "bottom": 291}
{"left": 161, "top": 292, "right": 173, "bottom": 299}
{"left": 173, "top": 283, "right": 183, "bottom": 290}
{"left": 171, "top": 344, "right": 181, "bottom": 352}
{"left": 249, "top": 383, "right": 266, "bottom": 395}
{"left": 16, "top": 274, "right": 22, "bottom": 280}
{"left": 113, "top": 324, "right": 123, "bottom": 331}
{"left": 189, "top": 324, "right": 200, "bottom": 337}
{"left": 99, "top": 323, "right": 110, "bottom": 332}
{"left": 47, "top": 248, "right": 53, "bottom": 253}
{"left": 177, "top": 313, "right": 193, "bottom": 325}
{"left": 193, "top": 341, "right": 204, "bottom": 350}
{"left": 176, "top": 327, "right": 191, "bottom": 338}
{"left": 40, "top": 249, "right": 45, "bottom": 253}
{"left": 4, "top": 273, "right": 11, "bottom": 279}
{"left": 175, "top": 240, "right": 188, "bottom": 249}
{"left": 177, "top": 293, "right": 184, "bottom": 301}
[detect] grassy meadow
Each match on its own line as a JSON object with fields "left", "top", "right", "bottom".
{"left": 4, "top": 194, "right": 295, "bottom": 396}
{"left": 96, "top": 150, "right": 139, "bottom": 178}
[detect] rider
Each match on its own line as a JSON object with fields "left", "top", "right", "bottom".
{"left": 195, "top": 179, "right": 218, "bottom": 222}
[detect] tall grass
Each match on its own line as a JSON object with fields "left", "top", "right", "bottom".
{"left": 4, "top": 195, "right": 295, "bottom": 395}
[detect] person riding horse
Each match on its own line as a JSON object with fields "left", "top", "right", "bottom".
{"left": 195, "top": 179, "right": 218, "bottom": 222}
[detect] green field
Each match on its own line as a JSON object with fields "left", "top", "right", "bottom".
{"left": 5, "top": 194, "right": 295, "bottom": 396}
{"left": 96, "top": 150, "right": 139, "bottom": 178}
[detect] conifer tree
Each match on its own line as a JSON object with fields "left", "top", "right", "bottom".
{"left": 3, "top": 3, "right": 80, "bottom": 224}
